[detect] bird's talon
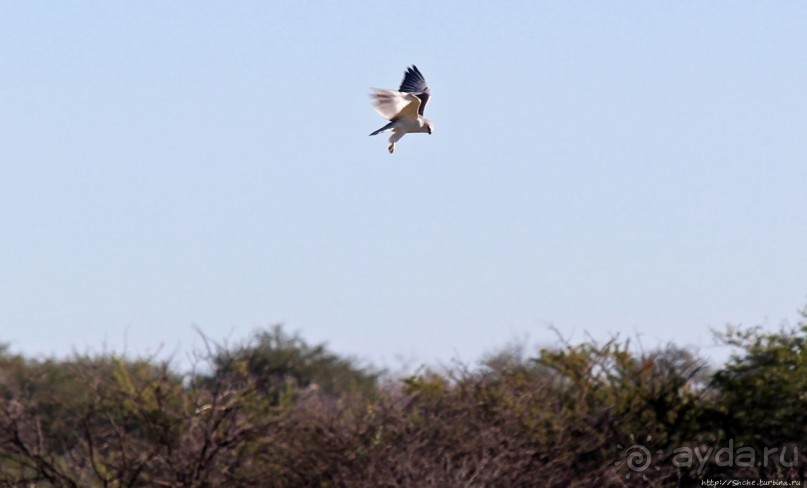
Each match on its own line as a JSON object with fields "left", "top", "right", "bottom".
{"left": 388, "top": 144, "right": 395, "bottom": 154}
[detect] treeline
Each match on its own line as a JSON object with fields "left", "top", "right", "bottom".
{"left": 1, "top": 313, "right": 806, "bottom": 487}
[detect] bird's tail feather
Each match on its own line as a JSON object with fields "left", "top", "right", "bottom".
{"left": 369, "top": 121, "right": 395, "bottom": 136}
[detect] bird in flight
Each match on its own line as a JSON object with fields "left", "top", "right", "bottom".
{"left": 369, "top": 65, "right": 433, "bottom": 154}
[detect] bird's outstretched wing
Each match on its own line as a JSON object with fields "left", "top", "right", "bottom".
{"left": 370, "top": 89, "right": 422, "bottom": 121}
{"left": 398, "top": 65, "right": 430, "bottom": 115}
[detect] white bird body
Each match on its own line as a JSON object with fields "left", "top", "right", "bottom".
{"left": 369, "top": 66, "right": 433, "bottom": 154}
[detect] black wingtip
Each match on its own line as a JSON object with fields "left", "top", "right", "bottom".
{"left": 399, "top": 65, "right": 428, "bottom": 94}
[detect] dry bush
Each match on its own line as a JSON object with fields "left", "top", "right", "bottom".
{"left": 1, "top": 322, "right": 806, "bottom": 487}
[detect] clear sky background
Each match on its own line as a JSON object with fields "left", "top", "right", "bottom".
{"left": 2, "top": 2, "right": 805, "bottom": 369}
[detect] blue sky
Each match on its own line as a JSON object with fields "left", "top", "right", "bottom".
{"left": 2, "top": 2, "right": 806, "bottom": 368}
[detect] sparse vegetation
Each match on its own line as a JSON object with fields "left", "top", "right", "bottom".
{"left": 1, "top": 311, "right": 806, "bottom": 486}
